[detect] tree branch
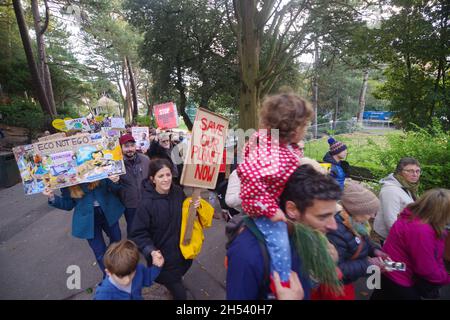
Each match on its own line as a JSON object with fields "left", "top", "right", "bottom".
{"left": 40, "top": 0, "right": 50, "bottom": 35}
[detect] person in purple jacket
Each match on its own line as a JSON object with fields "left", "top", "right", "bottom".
{"left": 371, "top": 188, "right": 450, "bottom": 300}
{"left": 94, "top": 240, "right": 163, "bottom": 300}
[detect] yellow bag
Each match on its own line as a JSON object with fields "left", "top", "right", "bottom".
{"left": 179, "top": 197, "right": 214, "bottom": 259}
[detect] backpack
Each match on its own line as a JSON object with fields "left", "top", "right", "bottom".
{"left": 225, "top": 213, "right": 271, "bottom": 300}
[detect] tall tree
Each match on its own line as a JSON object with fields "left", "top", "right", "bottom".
{"left": 361, "top": 0, "right": 449, "bottom": 129}
{"left": 125, "top": 0, "right": 238, "bottom": 130}
{"left": 31, "top": 0, "right": 56, "bottom": 115}
{"left": 12, "top": 0, "right": 54, "bottom": 116}
{"left": 227, "top": 0, "right": 359, "bottom": 130}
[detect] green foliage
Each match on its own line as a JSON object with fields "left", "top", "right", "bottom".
{"left": 124, "top": 0, "right": 239, "bottom": 117}
{"left": 370, "top": 0, "right": 450, "bottom": 130}
{"left": 305, "top": 120, "right": 450, "bottom": 192}
{"left": 0, "top": 98, "right": 47, "bottom": 135}
{"left": 135, "top": 115, "right": 154, "bottom": 127}
{"left": 372, "top": 119, "right": 450, "bottom": 191}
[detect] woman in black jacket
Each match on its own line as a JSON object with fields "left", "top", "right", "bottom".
{"left": 327, "top": 181, "right": 389, "bottom": 299}
{"left": 129, "top": 158, "right": 198, "bottom": 300}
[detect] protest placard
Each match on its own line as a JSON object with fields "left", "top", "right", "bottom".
{"left": 153, "top": 102, "right": 179, "bottom": 129}
{"left": 38, "top": 132, "right": 67, "bottom": 142}
{"left": 13, "top": 132, "right": 125, "bottom": 195}
{"left": 180, "top": 108, "right": 229, "bottom": 189}
{"left": 110, "top": 117, "right": 126, "bottom": 129}
{"left": 131, "top": 127, "right": 150, "bottom": 151}
{"left": 64, "top": 117, "right": 91, "bottom": 132}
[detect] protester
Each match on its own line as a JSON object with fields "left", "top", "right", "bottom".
{"left": 225, "top": 169, "right": 242, "bottom": 214}
{"left": 226, "top": 157, "right": 325, "bottom": 216}
{"left": 371, "top": 189, "right": 450, "bottom": 300}
{"left": 298, "top": 140, "right": 305, "bottom": 158}
{"left": 42, "top": 177, "right": 124, "bottom": 277}
{"left": 125, "top": 124, "right": 132, "bottom": 135}
{"left": 326, "top": 181, "right": 389, "bottom": 299}
{"left": 237, "top": 93, "right": 314, "bottom": 289}
{"left": 322, "top": 137, "right": 348, "bottom": 189}
{"left": 373, "top": 157, "right": 421, "bottom": 242}
{"left": 129, "top": 159, "right": 211, "bottom": 300}
{"left": 118, "top": 134, "right": 150, "bottom": 236}
{"left": 149, "top": 128, "right": 157, "bottom": 144}
{"left": 147, "top": 132, "right": 179, "bottom": 182}
{"left": 227, "top": 165, "right": 342, "bottom": 300}
{"left": 94, "top": 240, "right": 163, "bottom": 300}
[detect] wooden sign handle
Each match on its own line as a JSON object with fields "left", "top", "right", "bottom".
{"left": 183, "top": 187, "right": 202, "bottom": 245}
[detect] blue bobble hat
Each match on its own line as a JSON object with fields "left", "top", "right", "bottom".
{"left": 328, "top": 137, "right": 347, "bottom": 156}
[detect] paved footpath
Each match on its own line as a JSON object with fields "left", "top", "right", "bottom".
{"left": 0, "top": 183, "right": 448, "bottom": 300}
{"left": 0, "top": 184, "right": 226, "bottom": 300}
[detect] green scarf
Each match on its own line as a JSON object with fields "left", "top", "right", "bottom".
{"left": 340, "top": 210, "right": 371, "bottom": 237}
{"left": 394, "top": 173, "right": 419, "bottom": 200}
{"left": 292, "top": 223, "right": 343, "bottom": 295}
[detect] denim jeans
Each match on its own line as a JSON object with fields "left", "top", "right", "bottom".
{"left": 86, "top": 206, "right": 122, "bottom": 276}
{"left": 124, "top": 208, "right": 136, "bottom": 237}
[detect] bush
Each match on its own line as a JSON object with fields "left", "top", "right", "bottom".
{"left": 0, "top": 98, "right": 47, "bottom": 137}
{"left": 135, "top": 115, "right": 155, "bottom": 127}
{"left": 371, "top": 118, "right": 450, "bottom": 191}
{"left": 305, "top": 120, "right": 450, "bottom": 192}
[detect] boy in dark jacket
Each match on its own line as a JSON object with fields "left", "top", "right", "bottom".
{"left": 94, "top": 240, "right": 163, "bottom": 300}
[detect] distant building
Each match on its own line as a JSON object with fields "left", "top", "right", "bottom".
{"left": 93, "top": 96, "right": 120, "bottom": 116}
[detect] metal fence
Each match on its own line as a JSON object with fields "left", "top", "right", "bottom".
{"left": 305, "top": 119, "right": 394, "bottom": 141}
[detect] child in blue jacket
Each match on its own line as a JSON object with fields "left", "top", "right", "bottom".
{"left": 94, "top": 240, "right": 163, "bottom": 300}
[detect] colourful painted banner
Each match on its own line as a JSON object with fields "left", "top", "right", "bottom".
{"left": 64, "top": 117, "right": 91, "bottom": 132}
{"left": 13, "top": 131, "right": 125, "bottom": 195}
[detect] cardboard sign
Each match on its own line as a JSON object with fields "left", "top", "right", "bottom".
{"left": 101, "top": 127, "right": 122, "bottom": 137}
{"left": 13, "top": 132, "right": 125, "bottom": 195}
{"left": 65, "top": 117, "right": 91, "bottom": 132}
{"left": 110, "top": 117, "right": 126, "bottom": 129}
{"left": 153, "top": 102, "right": 179, "bottom": 129}
{"left": 180, "top": 108, "right": 229, "bottom": 189}
{"left": 38, "top": 132, "right": 67, "bottom": 142}
{"left": 52, "top": 119, "right": 68, "bottom": 132}
{"left": 131, "top": 127, "right": 150, "bottom": 151}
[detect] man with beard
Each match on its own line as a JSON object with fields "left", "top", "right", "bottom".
{"left": 118, "top": 134, "right": 150, "bottom": 236}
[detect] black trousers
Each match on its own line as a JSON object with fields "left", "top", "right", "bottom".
{"left": 155, "top": 259, "right": 193, "bottom": 300}
{"left": 370, "top": 274, "right": 421, "bottom": 300}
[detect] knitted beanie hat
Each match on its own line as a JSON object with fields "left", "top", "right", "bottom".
{"left": 342, "top": 181, "right": 380, "bottom": 216}
{"left": 328, "top": 137, "right": 347, "bottom": 156}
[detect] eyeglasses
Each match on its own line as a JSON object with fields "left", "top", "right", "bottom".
{"left": 403, "top": 169, "right": 421, "bottom": 175}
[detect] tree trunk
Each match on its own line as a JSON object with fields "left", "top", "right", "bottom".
{"left": 312, "top": 40, "right": 319, "bottom": 138}
{"left": 31, "top": 0, "right": 56, "bottom": 115}
{"left": 113, "top": 63, "right": 125, "bottom": 117}
{"left": 126, "top": 56, "right": 138, "bottom": 120}
{"left": 235, "top": 0, "right": 260, "bottom": 131}
{"left": 199, "top": 93, "right": 211, "bottom": 109}
{"left": 357, "top": 69, "right": 369, "bottom": 123}
{"left": 175, "top": 61, "right": 192, "bottom": 130}
{"left": 122, "top": 58, "right": 133, "bottom": 123}
{"left": 12, "top": 0, "right": 54, "bottom": 116}
{"left": 144, "top": 81, "right": 153, "bottom": 117}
